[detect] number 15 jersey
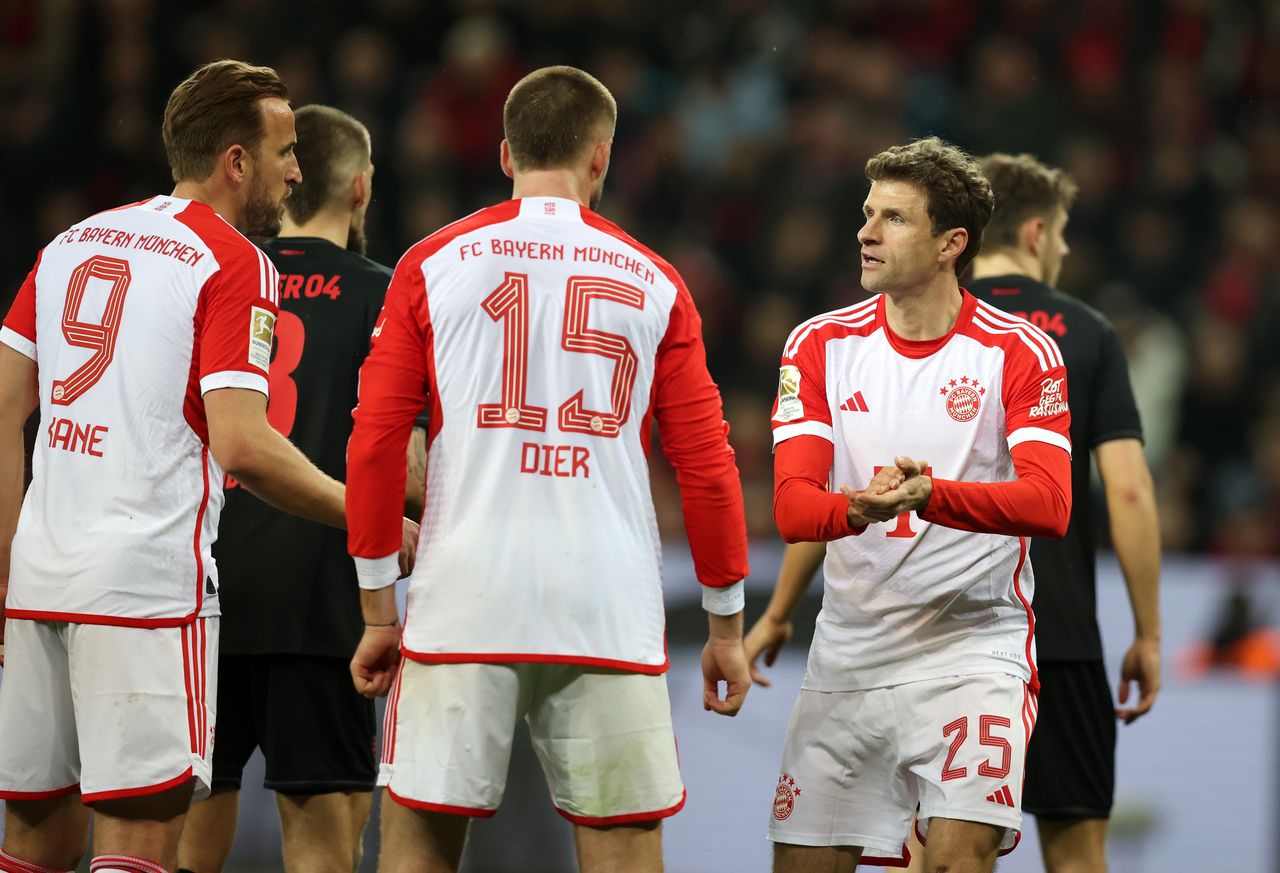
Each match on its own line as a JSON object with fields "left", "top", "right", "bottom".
{"left": 0, "top": 196, "right": 278, "bottom": 626}
{"left": 346, "top": 197, "right": 749, "bottom": 673}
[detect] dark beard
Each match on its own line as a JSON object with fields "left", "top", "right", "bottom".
{"left": 347, "top": 219, "right": 367, "bottom": 256}
{"left": 243, "top": 177, "right": 286, "bottom": 239}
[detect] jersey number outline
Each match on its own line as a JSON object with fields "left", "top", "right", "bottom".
{"left": 52, "top": 255, "right": 132, "bottom": 406}
{"left": 477, "top": 272, "right": 645, "bottom": 439}
{"left": 265, "top": 310, "right": 305, "bottom": 437}
{"left": 941, "top": 714, "right": 1013, "bottom": 782}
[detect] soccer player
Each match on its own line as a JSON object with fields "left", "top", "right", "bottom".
{"left": 757, "top": 137, "right": 1072, "bottom": 873}
{"left": 968, "top": 152, "right": 1160, "bottom": 873}
{"left": 177, "top": 105, "right": 423, "bottom": 873}
{"left": 0, "top": 62, "right": 410, "bottom": 873}
{"left": 344, "top": 66, "right": 752, "bottom": 873}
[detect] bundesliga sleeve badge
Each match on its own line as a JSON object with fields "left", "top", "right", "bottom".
{"left": 248, "top": 306, "right": 276, "bottom": 371}
{"left": 773, "top": 364, "right": 804, "bottom": 422}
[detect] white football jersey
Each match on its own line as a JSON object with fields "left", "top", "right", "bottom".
{"left": 773, "top": 292, "right": 1071, "bottom": 692}
{"left": 1, "top": 196, "right": 279, "bottom": 626}
{"left": 347, "top": 197, "right": 748, "bottom": 672}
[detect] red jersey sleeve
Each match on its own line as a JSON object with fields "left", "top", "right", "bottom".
{"left": 652, "top": 280, "right": 749, "bottom": 588}
{"left": 198, "top": 244, "right": 280, "bottom": 396}
{"left": 347, "top": 256, "right": 430, "bottom": 565}
{"left": 1, "top": 250, "right": 42, "bottom": 360}
{"left": 922, "top": 441, "right": 1071, "bottom": 538}
{"left": 773, "top": 435, "right": 863, "bottom": 542}
{"left": 770, "top": 330, "right": 832, "bottom": 447}
{"left": 1002, "top": 339, "right": 1071, "bottom": 456}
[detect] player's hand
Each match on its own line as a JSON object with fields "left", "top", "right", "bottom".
{"left": 744, "top": 614, "right": 793, "bottom": 686}
{"left": 702, "top": 637, "right": 751, "bottom": 717}
{"left": 1116, "top": 636, "right": 1161, "bottom": 724}
{"left": 843, "top": 455, "right": 930, "bottom": 521}
{"left": 398, "top": 518, "right": 419, "bottom": 579}
{"left": 350, "top": 623, "right": 401, "bottom": 698}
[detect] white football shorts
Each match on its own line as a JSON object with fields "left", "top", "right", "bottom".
{"left": 768, "top": 672, "right": 1037, "bottom": 865}
{"left": 379, "top": 660, "right": 684, "bottom": 824}
{"left": 0, "top": 617, "right": 217, "bottom": 803}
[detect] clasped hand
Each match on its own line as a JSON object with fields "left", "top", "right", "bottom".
{"left": 840, "top": 455, "right": 931, "bottom": 526}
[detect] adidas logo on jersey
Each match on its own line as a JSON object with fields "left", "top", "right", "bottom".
{"left": 985, "top": 785, "right": 1015, "bottom": 807}
{"left": 839, "top": 391, "right": 869, "bottom": 412}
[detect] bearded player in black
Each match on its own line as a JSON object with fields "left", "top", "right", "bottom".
{"left": 178, "top": 105, "right": 425, "bottom": 873}
{"left": 967, "top": 153, "right": 1161, "bottom": 873}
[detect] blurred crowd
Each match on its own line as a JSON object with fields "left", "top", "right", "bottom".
{"left": 1, "top": 0, "right": 1278, "bottom": 556}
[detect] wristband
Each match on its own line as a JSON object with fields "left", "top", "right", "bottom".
{"left": 702, "top": 579, "right": 746, "bottom": 616}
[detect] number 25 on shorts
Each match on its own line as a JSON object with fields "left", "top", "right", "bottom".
{"left": 940, "top": 715, "right": 1012, "bottom": 781}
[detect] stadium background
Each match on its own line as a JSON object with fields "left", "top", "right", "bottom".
{"left": 0, "top": 0, "right": 1276, "bottom": 870}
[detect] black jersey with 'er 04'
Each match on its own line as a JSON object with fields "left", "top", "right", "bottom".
{"left": 215, "top": 238, "right": 392, "bottom": 657}
{"left": 969, "top": 275, "right": 1143, "bottom": 660}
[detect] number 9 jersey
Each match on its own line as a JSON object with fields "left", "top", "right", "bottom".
{"left": 346, "top": 197, "right": 749, "bottom": 673}
{"left": 0, "top": 196, "right": 279, "bottom": 626}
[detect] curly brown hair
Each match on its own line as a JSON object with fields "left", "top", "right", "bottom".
{"left": 980, "top": 152, "right": 1079, "bottom": 250}
{"left": 865, "top": 137, "right": 994, "bottom": 274}
{"left": 163, "top": 60, "right": 289, "bottom": 184}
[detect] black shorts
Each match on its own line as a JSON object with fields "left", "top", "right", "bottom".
{"left": 1023, "top": 659, "right": 1116, "bottom": 819}
{"left": 211, "top": 653, "right": 377, "bottom": 795}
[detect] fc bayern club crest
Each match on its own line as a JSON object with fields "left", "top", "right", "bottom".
{"left": 939, "top": 375, "right": 984, "bottom": 422}
{"left": 774, "top": 772, "right": 801, "bottom": 821}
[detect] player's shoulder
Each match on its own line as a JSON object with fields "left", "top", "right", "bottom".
{"left": 399, "top": 200, "right": 523, "bottom": 272}
{"left": 1043, "top": 287, "right": 1117, "bottom": 337}
{"left": 967, "top": 296, "right": 1065, "bottom": 372}
{"left": 782, "top": 296, "right": 881, "bottom": 359}
{"left": 575, "top": 206, "right": 682, "bottom": 289}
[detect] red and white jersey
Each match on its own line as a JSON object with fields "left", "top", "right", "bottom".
{"left": 772, "top": 292, "right": 1070, "bottom": 691}
{"left": 0, "top": 196, "right": 279, "bottom": 626}
{"left": 346, "top": 197, "right": 748, "bottom": 673}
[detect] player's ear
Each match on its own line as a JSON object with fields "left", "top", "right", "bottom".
{"left": 939, "top": 227, "right": 968, "bottom": 268}
{"left": 223, "top": 144, "right": 250, "bottom": 186}
{"left": 1023, "top": 216, "right": 1046, "bottom": 257}
{"left": 499, "top": 139, "right": 516, "bottom": 180}
{"left": 590, "top": 138, "right": 612, "bottom": 181}
{"left": 352, "top": 169, "right": 368, "bottom": 209}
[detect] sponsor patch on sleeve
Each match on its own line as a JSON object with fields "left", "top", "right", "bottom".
{"left": 1029, "top": 375, "right": 1068, "bottom": 418}
{"left": 248, "top": 306, "right": 276, "bottom": 371}
{"left": 773, "top": 364, "right": 804, "bottom": 422}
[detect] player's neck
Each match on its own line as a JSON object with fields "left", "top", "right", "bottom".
{"left": 171, "top": 181, "right": 242, "bottom": 231}
{"left": 883, "top": 277, "right": 964, "bottom": 341}
{"left": 511, "top": 170, "right": 592, "bottom": 207}
{"left": 970, "top": 250, "right": 1043, "bottom": 283}
{"left": 280, "top": 211, "right": 352, "bottom": 249}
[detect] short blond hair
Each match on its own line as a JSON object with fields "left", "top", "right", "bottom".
{"left": 980, "top": 153, "right": 1079, "bottom": 250}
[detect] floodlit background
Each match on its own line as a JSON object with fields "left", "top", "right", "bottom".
{"left": 1, "top": 1, "right": 1278, "bottom": 870}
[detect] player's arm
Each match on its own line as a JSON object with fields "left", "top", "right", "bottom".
{"left": 346, "top": 257, "right": 430, "bottom": 696}
{"left": 1097, "top": 440, "right": 1161, "bottom": 722}
{"left": 0, "top": 255, "right": 42, "bottom": 664}
{"left": 404, "top": 424, "right": 427, "bottom": 520}
{"left": 745, "top": 540, "right": 825, "bottom": 685}
{"left": 206, "top": 387, "right": 345, "bottom": 528}
{"left": 773, "top": 436, "right": 875, "bottom": 541}
{"left": 653, "top": 280, "right": 749, "bottom": 716}
{"left": 853, "top": 442, "right": 1071, "bottom": 538}
{"left": 0, "top": 346, "right": 37, "bottom": 665}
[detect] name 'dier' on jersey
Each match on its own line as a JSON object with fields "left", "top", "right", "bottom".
{"left": 771, "top": 291, "right": 1071, "bottom": 694}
